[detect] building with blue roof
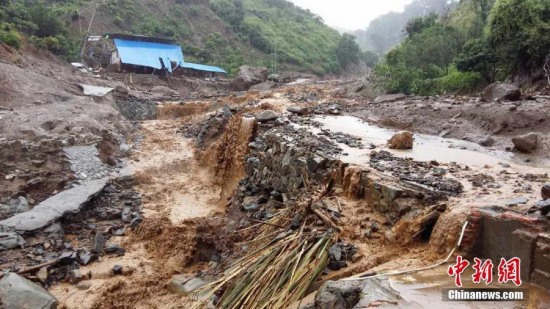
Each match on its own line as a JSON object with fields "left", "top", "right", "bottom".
{"left": 108, "top": 33, "right": 226, "bottom": 76}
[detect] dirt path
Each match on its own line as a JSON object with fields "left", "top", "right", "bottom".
{"left": 50, "top": 118, "right": 223, "bottom": 308}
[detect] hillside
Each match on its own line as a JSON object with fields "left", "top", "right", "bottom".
{"left": 0, "top": 0, "right": 343, "bottom": 75}
{"left": 350, "top": 0, "right": 458, "bottom": 55}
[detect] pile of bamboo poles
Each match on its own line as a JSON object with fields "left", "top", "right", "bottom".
{"left": 192, "top": 204, "right": 334, "bottom": 309}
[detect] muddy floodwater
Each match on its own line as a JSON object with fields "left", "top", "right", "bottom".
{"left": 313, "top": 115, "right": 550, "bottom": 170}
{"left": 390, "top": 266, "right": 550, "bottom": 308}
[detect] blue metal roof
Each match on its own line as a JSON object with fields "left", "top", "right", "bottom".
{"left": 181, "top": 62, "right": 227, "bottom": 73}
{"left": 114, "top": 39, "right": 183, "bottom": 73}
{"left": 114, "top": 38, "right": 226, "bottom": 74}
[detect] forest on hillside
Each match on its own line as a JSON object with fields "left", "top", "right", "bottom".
{"left": 367, "top": 0, "right": 550, "bottom": 95}
{"left": 0, "top": 0, "right": 371, "bottom": 75}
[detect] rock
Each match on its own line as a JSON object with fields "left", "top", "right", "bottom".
{"left": 13, "top": 196, "right": 30, "bottom": 213}
{"left": 287, "top": 106, "right": 309, "bottom": 116}
{"left": 374, "top": 93, "right": 406, "bottom": 104}
{"left": 104, "top": 244, "right": 126, "bottom": 256}
{"left": 267, "top": 74, "right": 279, "bottom": 82}
{"left": 114, "top": 227, "right": 126, "bottom": 236}
{"left": 37, "top": 267, "right": 48, "bottom": 283}
{"left": 256, "top": 110, "right": 279, "bottom": 122}
{"left": 121, "top": 207, "right": 132, "bottom": 222}
{"left": 242, "top": 196, "right": 259, "bottom": 212}
{"left": 0, "top": 232, "right": 25, "bottom": 250}
{"left": 114, "top": 85, "right": 129, "bottom": 94}
{"left": 311, "top": 278, "right": 402, "bottom": 309}
{"left": 112, "top": 265, "right": 123, "bottom": 275}
{"left": 167, "top": 274, "right": 193, "bottom": 295}
{"left": 151, "top": 85, "right": 176, "bottom": 96}
{"left": 0, "top": 273, "right": 58, "bottom": 309}
{"left": 512, "top": 133, "right": 539, "bottom": 153}
{"left": 180, "top": 277, "right": 206, "bottom": 295}
{"left": 91, "top": 232, "right": 106, "bottom": 254}
{"left": 69, "top": 269, "right": 83, "bottom": 284}
{"left": 130, "top": 217, "right": 143, "bottom": 230}
{"left": 327, "top": 260, "right": 347, "bottom": 271}
{"left": 232, "top": 65, "right": 269, "bottom": 91}
{"left": 328, "top": 244, "right": 343, "bottom": 261}
{"left": 536, "top": 200, "right": 550, "bottom": 215}
{"left": 59, "top": 251, "right": 78, "bottom": 264}
{"left": 78, "top": 250, "right": 97, "bottom": 265}
{"left": 306, "top": 157, "right": 325, "bottom": 172}
{"left": 76, "top": 281, "right": 92, "bottom": 290}
{"left": 542, "top": 183, "right": 550, "bottom": 200}
{"left": 249, "top": 81, "right": 277, "bottom": 92}
{"left": 482, "top": 82, "right": 521, "bottom": 102}
{"left": 388, "top": 131, "right": 414, "bottom": 149}
{"left": 312, "top": 281, "right": 362, "bottom": 308}
{"left": 480, "top": 136, "right": 495, "bottom": 147}
{"left": 506, "top": 197, "right": 529, "bottom": 207}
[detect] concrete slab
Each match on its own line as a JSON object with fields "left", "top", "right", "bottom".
{"left": 79, "top": 84, "right": 113, "bottom": 97}
{"left": 0, "top": 178, "right": 108, "bottom": 232}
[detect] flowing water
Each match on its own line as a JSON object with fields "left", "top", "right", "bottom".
{"left": 312, "top": 115, "right": 550, "bottom": 171}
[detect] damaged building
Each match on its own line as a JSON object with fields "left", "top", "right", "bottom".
{"left": 84, "top": 33, "right": 226, "bottom": 77}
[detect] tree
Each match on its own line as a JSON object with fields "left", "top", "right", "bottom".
{"left": 336, "top": 34, "right": 360, "bottom": 68}
{"left": 403, "top": 13, "right": 438, "bottom": 38}
{"left": 455, "top": 38, "right": 498, "bottom": 83}
{"left": 361, "top": 50, "right": 379, "bottom": 67}
{"left": 488, "top": 0, "right": 550, "bottom": 74}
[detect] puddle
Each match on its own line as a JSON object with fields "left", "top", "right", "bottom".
{"left": 389, "top": 266, "right": 550, "bottom": 308}
{"left": 310, "top": 115, "right": 550, "bottom": 171}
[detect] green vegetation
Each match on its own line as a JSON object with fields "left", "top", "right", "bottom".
{"left": 0, "top": 23, "right": 22, "bottom": 49}
{"left": 209, "top": 0, "right": 342, "bottom": 75}
{"left": 1, "top": 0, "right": 356, "bottom": 75}
{"left": 373, "top": 0, "right": 550, "bottom": 95}
{"left": 0, "top": 0, "right": 79, "bottom": 59}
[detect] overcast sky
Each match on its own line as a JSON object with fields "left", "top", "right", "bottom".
{"left": 288, "top": 0, "right": 413, "bottom": 30}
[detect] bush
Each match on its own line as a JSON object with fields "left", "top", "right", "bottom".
{"left": 0, "top": 26, "right": 22, "bottom": 49}
{"left": 411, "top": 69, "right": 482, "bottom": 95}
{"left": 113, "top": 15, "right": 124, "bottom": 26}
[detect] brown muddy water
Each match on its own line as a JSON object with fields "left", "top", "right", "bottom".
{"left": 313, "top": 115, "right": 550, "bottom": 170}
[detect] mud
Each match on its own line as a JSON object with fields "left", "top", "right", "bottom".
{"left": 1, "top": 45, "right": 549, "bottom": 308}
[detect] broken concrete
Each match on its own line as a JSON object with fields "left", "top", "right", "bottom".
{"left": 0, "top": 178, "right": 108, "bottom": 232}
{"left": 0, "top": 273, "right": 59, "bottom": 309}
{"left": 79, "top": 84, "right": 114, "bottom": 97}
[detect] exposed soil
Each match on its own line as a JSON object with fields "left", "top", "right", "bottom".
{"left": 1, "top": 45, "right": 550, "bottom": 308}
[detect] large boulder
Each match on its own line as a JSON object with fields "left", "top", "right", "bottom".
{"left": 232, "top": 65, "right": 269, "bottom": 91}
{"left": 482, "top": 82, "right": 521, "bottom": 102}
{"left": 256, "top": 110, "right": 279, "bottom": 123}
{"left": 374, "top": 94, "right": 406, "bottom": 104}
{"left": 512, "top": 132, "right": 539, "bottom": 153}
{"left": 249, "top": 81, "right": 277, "bottom": 92}
{"left": 388, "top": 131, "right": 414, "bottom": 149}
{"left": 0, "top": 272, "right": 58, "bottom": 309}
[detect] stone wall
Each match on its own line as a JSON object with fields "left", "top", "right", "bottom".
{"left": 466, "top": 208, "right": 550, "bottom": 287}
{"left": 244, "top": 123, "right": 442, "bottom": 228}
